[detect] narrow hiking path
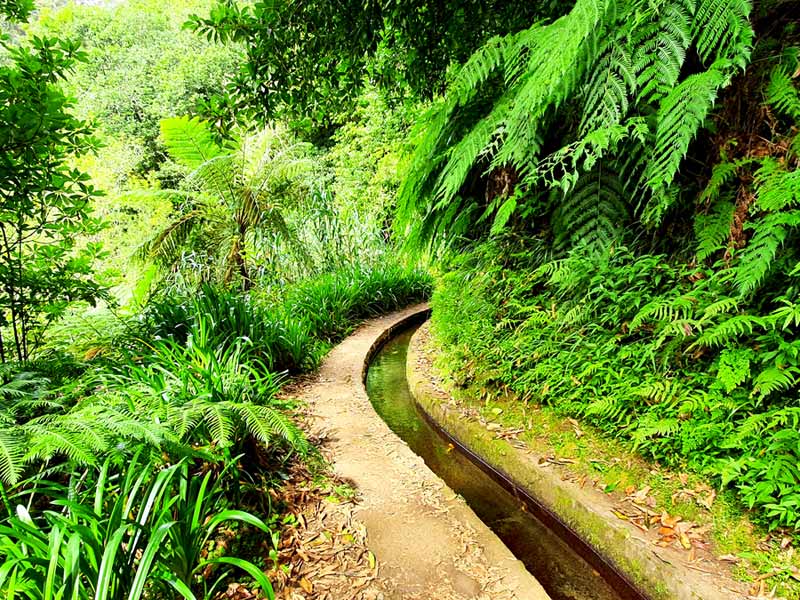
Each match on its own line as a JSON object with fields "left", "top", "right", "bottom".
{"left": 292, "top": 304, "right": 547, "bottom": 600}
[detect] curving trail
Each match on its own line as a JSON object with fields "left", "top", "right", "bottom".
{"left": 295, "top": 304, "right": 548, "bottom": 600}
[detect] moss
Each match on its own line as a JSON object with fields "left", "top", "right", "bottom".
{"left": 409, "top": 324, "right": 800, "bottom": 600}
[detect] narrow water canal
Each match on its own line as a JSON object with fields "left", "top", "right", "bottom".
{"left": 365, "top": 326, "right": 624, "bottom": 600}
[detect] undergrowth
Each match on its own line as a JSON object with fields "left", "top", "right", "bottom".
{"left": 0, "top": 261, "right": 431, "bottom": 597}
{"left": 431, "top": 237, "right": 800, "bottom": 532}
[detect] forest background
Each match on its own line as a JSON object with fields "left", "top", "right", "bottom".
{"left": 1, "top": 0, "right": 800, "bottom": 597}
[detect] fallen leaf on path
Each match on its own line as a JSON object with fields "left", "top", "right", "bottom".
{"left": 299, "top": 578, "right": 313, "bottom": 593}
{"left": 719, "top": 554, "right": 740, "bottom": 563}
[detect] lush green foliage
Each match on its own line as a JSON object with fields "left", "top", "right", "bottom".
{"left": 0, "top": 456, "right": 275, "bottom": 599}
{"left": 139, "top": 117, "right": 316, "bottom": 289}
{"left": 397, "top": 0, "right": 757, "bottom": 252}
{"left": 29, "top": 0, "right": 240, "bottom": 179}
{"left": 1, "top": 261, "right": 430, "bottom": 593}
{"left": 187, "top": 0, "right": 563, "bottom": 136}
{"left": 433, "top": 220, "right": 800, "bottom": 529}
{"left": 0, "top": 6, "right": 107, "bottom": 364}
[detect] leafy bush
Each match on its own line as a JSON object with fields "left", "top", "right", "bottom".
{"left": 281, "top": 261, "right": 433, "bottom": 343}
{"left": 396, "top": 0, "right": 765, "bottom": 254}
{"left": 431, "top": 235, "right": 800, "bottom": 529}
{"left": 0, "top": 456, "right": 275, "bottom": 599}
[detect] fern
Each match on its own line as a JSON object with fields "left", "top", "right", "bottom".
{"left": 0, "top": 428, "right": 24, "bottom": 485}
{"left": 695, "top": 197, "right": 735, "bottom": 261}
{"left": 715, "top": 347, "right": 753, "bottom": 392}
{"left": 160, "top": 116, "right": 226, "bottom": 170}
{"left": 735, "top": 210, "right": 800, "bottom": 294}
{"left": 644, "top": 64, "right": 730, "bottom": 221}
{"left": 552, "top": 170, "right": 629, "bottom": 250}
{"left": 766, "top": 66, "right": 800, "bottom": 121}
{"left": 692, "top": 314, "right": 764, "bottom": 348}
{"left": 398, "top": 0, "right": 754, "bottom": 249}
{"left": 693, "top": 0, "right": 753, "bottom": 67}
{"left": 752, "top": 366, "right": 800, "bottom": 398}
{"left": 633, "top": 0, "right": 693, "bottom": 103}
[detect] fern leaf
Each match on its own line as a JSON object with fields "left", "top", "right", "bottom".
{"left": 693, "top": 314, "right": 764, "bottom": 348}
{"left": 752, "top": 366, "right": 800, "bottom": 398}
{"left": 693, "top": 0, "right": 753, "bottom": 67}
{"left": 644, "top": 64, "right": 730, "bottom": 218}
{"left": 735, "top": 210, "right": 800, "bottom": 294}
{"left": 160, "top": 116, "right": 225, "bottom": 170}
{"left": 490, "top": 195, "right": 518, "bottom": 236}
{"left": 0, "top": 428, "right": 25, "bottom": 485}
{"left": 695, "top": 197, "right": 735, "bottom": 261}
{"left": 553, "top": 170, "right": 629, "bottom": 251}
{"left": 633, "top": 1, "right": 692, "bottom": 103}
{"left": 766, "top": 67, "right": 800, "bottom": 121}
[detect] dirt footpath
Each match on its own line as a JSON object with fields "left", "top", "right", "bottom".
{"left": 294, "top": 305, "right": 548, "bottom": 600}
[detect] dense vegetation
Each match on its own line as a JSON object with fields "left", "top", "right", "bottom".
{"left": 0, "top": 0, "right": 429, "bottom": 595}
{"left": 1, "top": 0, "right": 799, "bottom": 595}
{"left": 415, "top": 0, "right": 800, "bottom": 535}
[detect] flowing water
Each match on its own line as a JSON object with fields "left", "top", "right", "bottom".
{"left": 365, "top": 326, "right": 626, "bottom": 600}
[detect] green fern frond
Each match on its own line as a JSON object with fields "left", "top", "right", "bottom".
{"left": 160, "top": 116, "right": 226, "bottom": 170}
{"left": 753, "top": 158, "right": 800, "bottom": 213}
{"left": 701, "top": 296, "right": 739, "bottom": 318}
{"left": 553, "top": 170, "right": 629, "bottom": 251}
{"left": 752, "top": 366, "right": 800, "bottom": 398}
{"left": 693, "top": 0, "right": 753, "bottom": 67}
{"left": 735, "top": 210, "right": 800, "bottom": 294}
{"left": 692, "top": 314, "right": 764, "bottom": 348}
{"left": 716, "top": 347, "right": 752, "bottom": 392}
{"left": 695, "top": 197, "right": 735, "bottom": 261}
{"left": 201, "top": 403, "right": 234, "bottom": 447}
{"left": 633, "top": 1, "right": 692, "bottom": 103}
{"left": 644, "top": 65, "right": 730, "bottom": 218}
{"left": 23, "top": 421, "right": 100, "bottom": 466}
{"left": 580, "top": 45, "right": 636, "bottom": 134}
{"left": 0, "top": 428, "right": 25, "bottom": 485}
{"left": 231, "top": 403, "right": 308, "bottom": 454}
{"left": 766, "top": 66, "right": 800, "bottom": 121}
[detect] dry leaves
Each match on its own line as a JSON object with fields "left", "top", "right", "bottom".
{"left": 266, "top": 463, "right": 380, "bottom": 600}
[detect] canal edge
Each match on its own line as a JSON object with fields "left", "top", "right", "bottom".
{"left": 405, "top": 320, "right": 749, "bottom": 600}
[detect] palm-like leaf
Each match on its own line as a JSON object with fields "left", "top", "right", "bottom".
{"left": 142, "top": 122, "right": 315, "bottom": 288}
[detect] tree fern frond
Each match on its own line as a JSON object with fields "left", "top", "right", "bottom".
{"left": 695, "top": 197, "right": 735, "bottom": 261}
{"left": 633, "top": 1, "right": 692, "bottom": 103}
{"left": 693, "top": 0, "right": 753, "bottom": 67}
{"left": 735, "top": 210, "right": 800, "bottom": 294}
{"left": 580, "top": 44, "right": 636, "bottom": 134}
{"left": 643, "top": 64, "right": 730, "bottom": 221}
{"left": 189, "top": 154, "right": 239, "bottom": 207}
{"left": 160, "top": 116, "right": 226, "bottom": 170}
{"left": 553, "top": 170, "right": 629, "bottom": 251}
{"left": 0, "top": 428, "right": 25, "bottom": 485}
{"left": 138, "top": 209, "right": 204, "bottom": 265}
{"left": 753, "top": 158, "right": 800, "bottom": 213}
{"left": 766, "top": 66, "right": 800, "bottom": 121}
{"left": 230, "top": 403, "right": 308, "bottom": 454}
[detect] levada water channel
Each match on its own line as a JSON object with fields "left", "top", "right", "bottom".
{"left": 365, "top": 323, "right": 647, "bottom": 600}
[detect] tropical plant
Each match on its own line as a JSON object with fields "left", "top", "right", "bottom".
{"left": 139, "top": 117, "right": 316, "bottom": 289}
{"left": 0, "top": 16, "right": 107, "bottom": 363}
{"left": 27, "top": 0, "right": 242, "bottom": 179}
{"left": 0, "top": 456, "right": 276, "bottom": 599}
{"left": 187, "top": 0, "right": 562, "bottom": 137}
{"left": 396, "top": 0, "right": 755, "bottom": 253}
